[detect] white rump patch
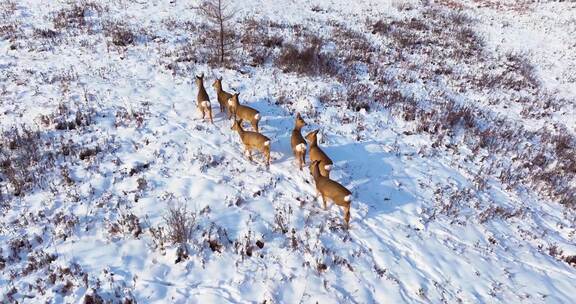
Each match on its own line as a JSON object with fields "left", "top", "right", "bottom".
{"left": 264, "top": 141, "right": 270, "bottom": 146}
{"left": 202, "top": 101, "right": 210, "bottom": 107}
{"left": 296, "top": 143, "right": 306, "bottom": 152}
{"left": 254, "top": 113, "right": 260, "bottom": 120}
{"left": 324, "top": 164, "right": 332, "bottom": 171}
{"left": 344, "top": 195, "right": 351, "bottom": 202}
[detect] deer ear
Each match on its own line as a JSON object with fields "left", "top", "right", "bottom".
{"left": 218, "top": 76, "right": 223, "bottom": 81}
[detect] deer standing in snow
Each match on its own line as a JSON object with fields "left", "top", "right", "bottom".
{"left": 291, "top": 113, "right": 307, "bottom": 170}
{"left": 195, "top": 74, "right": 213, "bottom": 123}
{"left": 309, "top": 160, "right": 352, "bottom": 227}
{"left": 228, "top": 93, "right": 260, "bottom": 132}
{"left": 212, "top": 77, "right": 233, "bottom": 116}
{"left": 305, "top": 130, "right": 333, "bottom": 177}
{"left": 231, "top": 119, "right": 270, "bottom": 166}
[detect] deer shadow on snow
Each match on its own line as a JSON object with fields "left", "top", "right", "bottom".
{"left": 243, "top": 97, "right": 415, "bottom": 217}
{"left": 239, "top": 98, "right": 297, "bottom": 163}
{"left": 321, "top": 142, "right": 416, "bottom": 217}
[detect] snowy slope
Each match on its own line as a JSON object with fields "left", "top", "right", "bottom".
{"left": 1, "top": 0, "right": 575, "bottom": 303}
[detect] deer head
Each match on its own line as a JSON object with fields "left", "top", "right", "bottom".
{"left": 295, "top": 112, "right": 306, "bottom": 130}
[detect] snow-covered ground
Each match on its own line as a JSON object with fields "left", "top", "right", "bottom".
{"left": 1, "top": 0, "right": 575, "bottom": 303}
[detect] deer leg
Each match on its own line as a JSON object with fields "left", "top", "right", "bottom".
{"left": 343, "top": 205, "right": 351, "bottom": 228}
{"left": 252, "top": 121, "right": 259, "bottom": 133}
{"left": 209, "top": 109, "right": 213, "bottom": 124}
{"left": 321, "top": 195, "right": 327, "bottom": 210}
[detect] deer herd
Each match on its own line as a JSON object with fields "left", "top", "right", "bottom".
{"left": 196, "top": 74, "right": 353, "bottom": 228}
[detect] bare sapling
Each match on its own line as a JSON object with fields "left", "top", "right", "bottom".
{"left": 196, "top": 0, "right": 237, "bottom": 64}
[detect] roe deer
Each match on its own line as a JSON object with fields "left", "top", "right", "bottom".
{"left": 228, "top": 93, "right": 260, "bottom": 132}
{"left": 195, "top": 74, "right": 213, "bottom": 123}
{"left": 290, "top": 113, "right": 307, "bottom": 170}
{"left": 212, "top": 77, "right": 233, "bottom": 116}
{"left": 231, "top": 119, "right": 270, "bottom": 166}
{"left": 305, "top": 130, "right": 333, "bottom": 177}
{"left": 309, "top": 160, "right": 351, "bottom": 227}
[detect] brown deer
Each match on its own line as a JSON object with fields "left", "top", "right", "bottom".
{"left": 231, "top": 119, "right": 270, "bottom": 166}
{"left": 309, "top": 160, "right": 352, "bottom": 227}
{"left": 195, "top": 74, "right": 213, "bottom": 123}
{"left": 212, "top": 77, "right": 233, "bottom": 116}
{"left": 228, "top": 93, "right": 260, "bottom": 132}
{"left": 290, "top": 113, "right": 307, "bottom": 170}
{"left": 305, "top": 130, "right": 333, "bottom": 177}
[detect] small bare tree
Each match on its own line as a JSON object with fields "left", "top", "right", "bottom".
{"left": 196, "top": 0, "right": 237, "bottom": 64}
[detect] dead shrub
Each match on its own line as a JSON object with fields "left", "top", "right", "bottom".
{"left": 239, "top": 18, "right": 284, "bottom": 66}
{"left": 505, "top": 52, "right": 540, "bottom": 89}
{"left": 0, "top": 127, "right": 54, "bottom": 196}
{"left": 34, "top": 28, "right": 59, "bottom": 39}
{"left": 443, "top": 103, "right": 474, "bottom": 129}
{"left": 164, "top": 205, "right": 196, "bottom": 245}
{"left": 371, "top": 20, "right": 391, "bottom": 35}
{"left": 402, "top": 18, "right": 428, "bottom": 32}
{"left": 51, "top": 1, "right": 103, "bottom": 31}
{"left": 108, "top": 212, "right": 142, "bottom": 239}
{"left": 0, "top": 0, "right": 17, "bottom": 20}
{"left": 346, "top": 83, "right": 372, "bottom": 111}
{"left": 273, "top": 205, "right": 292, "bottom": 234}
{"left": 331, "top": 26, "right": 374, "bottom": 64}
{"left": 374, "top": 87, "right": 406, "bottom": 109}
{"left": 103, "top": 21, "right": 135, "bottom": 47}
{"left": 447, "top": 11, "right": 472, "bottom": 26}
{"left": 478, "top": 205, "right": 523, "bottom": 223}
{"left": 564, "top": 255, "right": 576, "bottom": 267}
{"left": 203, "top": 222, "right": 232, "bottom": 254}
{"left": 390, "top": 27, "right": 421, "bottom": 48}
{"left": 393, "top": 0, "right": 415, "bottom": 11}
{"left": 276, "top": 39, "right": 337, "bottom": 77}
{"left": 455, "top": 27, "right": 484, "bottom": 52}
{"left": 0, "top": 22, "right": 22, "bottom": 40}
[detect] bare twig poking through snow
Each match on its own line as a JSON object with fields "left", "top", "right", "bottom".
{"left": 194, "top": 0, "right": 238, "bottom": 64}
